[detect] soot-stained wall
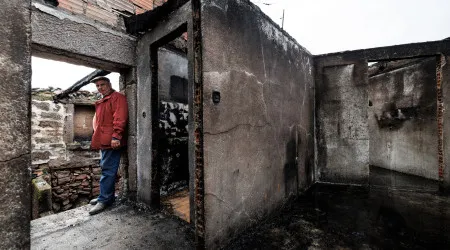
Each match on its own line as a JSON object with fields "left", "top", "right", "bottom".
{"left": 442, "top": 56, "right": 450, "bottom": 189}
{"left": 368, "top": 58, "right": 438, "bottom": 180}
{"left": 158, "top": 48, "right": 188, "bottom": 103}
{"left": 315, "top": 61, "right": 369, "bottom": 184}
{"left": 201, "top": 0, "right": 314, "bottom": 247}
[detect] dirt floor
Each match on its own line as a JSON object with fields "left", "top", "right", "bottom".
{"left": 162, "top": 189, "right": 190, "bottom": 223}
{"left": 31, "top": 200, "right": 194, "bottom": 250}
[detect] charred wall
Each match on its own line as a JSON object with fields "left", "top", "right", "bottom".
{"left": 442, "top": 56, "right": 450, "bottom": 190}
{"left": 315, "top": 61, "right": 369, "bottom": 184}
{"left": 368, "top": 58, "right": 438, "bottom": 180}
{"left": 200, "top": 0, "right": 314, "bottom": 248}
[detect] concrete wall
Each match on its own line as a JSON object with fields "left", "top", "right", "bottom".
{"left": 315, "top": 61, "right": 369, "bottom": 184}
{"left": 158, "top": 48, "right": 188, "bottom": 103}
{"left": 368, "top": 58, "right": 438, "bottom": 180}
{"left": 136, "top": 2, "right": 190, "bottom": 205}
{"left": 201, "top": 0, "right": 314, "bottom": 248}
{"left": 0, "top": 1, "right": 32, "bottom": 249}
{"left": 31, "top": 1, "right": 136, "bottom": 71}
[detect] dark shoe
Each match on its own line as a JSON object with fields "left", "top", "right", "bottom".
{"left": 89, "top": 198, "right": 98, "bottom": 205}
{"left": 89, "top": 202, "right": 106, "bottom": 215}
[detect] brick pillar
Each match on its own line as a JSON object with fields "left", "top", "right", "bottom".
{"left": 0, "top": 0, "right": 32, "bottom": 249}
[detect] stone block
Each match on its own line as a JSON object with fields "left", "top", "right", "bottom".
{"left": 58, "top": 176, "right": 71, "bottom": 185}
{"left": 56, "top": 171, "right": 70, "bottom": 178}
{"left": 40, "top": 112, "right": 62, "bottom": 120}
{"left": 52, "top": 203, "right": 60, "bottom": 212}
{"left": 75, "top": 174, "right": 88, "bottom": 180}
{"left": 39, "top": 120, "right": 61, "bottom": 128}
{"left": 32, "top": 101, "right": 50, "bottom": 111}
{"left": 32, "top": 151, "right": 51, "bottom": 162}
{"left": 34, "top": 137, "right": 57, "bottom": 144}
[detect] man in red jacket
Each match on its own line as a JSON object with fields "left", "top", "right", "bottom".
{"left": 88, "top": 76, "right": 128, "bottom": 215}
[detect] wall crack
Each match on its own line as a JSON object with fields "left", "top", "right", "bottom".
{"left": 0, "top": 152, "right": 30, "bottom": 164}
{"left": 204, "top": 122, "right": 271, "bottom": 136}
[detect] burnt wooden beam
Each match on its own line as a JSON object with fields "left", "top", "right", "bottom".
{"left": 124, "top": 0, "right": 189, "bottom": 35}
{"left": 53, "top": 69, "right": 110, "bottom": 102}
{"left": 315, "top": 39, "right": 450, "bottom": 66}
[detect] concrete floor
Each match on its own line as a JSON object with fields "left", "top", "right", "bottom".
{"left": 31, "top": 168, "right": 449, "bottom": 250}
{"left": 226, "top": 169, "right": 450, "bottom": 249}
{"left": 31, "top": 201, "right": 194, "bottom": 250}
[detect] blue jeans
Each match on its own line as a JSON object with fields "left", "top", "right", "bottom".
{"left": 97, "top": 149, "right": 121, "bottom": 205}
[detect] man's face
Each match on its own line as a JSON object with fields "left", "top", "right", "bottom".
{"left": 95, "top": 80, "right": 112, "bottom": 96}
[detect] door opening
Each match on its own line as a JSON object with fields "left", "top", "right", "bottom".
{"left": 149, "top": 25, "right": 192, "bottom": 223}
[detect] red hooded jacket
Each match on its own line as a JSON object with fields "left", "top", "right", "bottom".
{"left": 91, "top": 91, "right": 128, "bottom": 150}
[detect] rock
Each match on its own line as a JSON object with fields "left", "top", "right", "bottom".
{"left": 32, "top": 101, "right": 50, "bottom": 111}
{"left": 75, "top": 174, "right": 88, "bottom": 180}
{"left": 32, "top": 151, "right": 51, "bottom": 162}
{"left": 40, "top": 112, "right": 62, "bottom": 120}
{"left": 39, "top": 120, "right": 61, "bottom": 128}
{"left": 52, "top": 203, "right": 61, "bottom": 212}
{"left": 56, "top": 171, "right": 70, "bottom": 178}
{"left": 70, "top": 194, "right": 78, "bottom": 201}
{"left": 62, "top": 204, "right": 72, "bottom": 211}
{"left": 58, "top": 176, "right": 71, "bottom": 185}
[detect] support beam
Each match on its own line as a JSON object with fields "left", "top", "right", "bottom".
{"left": 124, "top": 0, "right": 189, "bottom": 35}
{"left": 31, "top": 2, "right": 136, "bottom": 71}
{"left": 315, "top": 39, "right": 450, "bottom": 66}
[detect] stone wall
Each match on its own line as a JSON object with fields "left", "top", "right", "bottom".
{"left": 368, "top": 58, "right": 438, "bottom": 180}
{"left": 49, "top": 159, "right": 101, "bottom": 212}
{"left": 31, "top": 89, "right": 100, "bottom": 170}
{"left": 31, "top": 89, "right": 104, "bottom": 215}
{"left": 201, "top": 1, "right": 315, "bottom": 248}
{"left": 159, "top": 101, "right": 189, "bottom": 195}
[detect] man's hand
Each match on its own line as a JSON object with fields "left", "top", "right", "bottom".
{"left": 111, "top": 139, "right": 121, "bottom": 149}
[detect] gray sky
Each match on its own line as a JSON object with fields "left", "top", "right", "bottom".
{"left": 32, "top": 0, "right": 450, "bottom": 89}
{"left": 252, "top": 0, "right": 450, "bottom": 54}
{"left": 31, "top": 57, "right": 120, "bottom": 92}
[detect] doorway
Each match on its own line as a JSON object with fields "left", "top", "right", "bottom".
{"left": 146, "top": 24, "right": 193, "bottom": 223}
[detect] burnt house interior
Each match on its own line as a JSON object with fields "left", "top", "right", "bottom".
{"left": 2, "top": 0, "right": 450, "bottom": 249}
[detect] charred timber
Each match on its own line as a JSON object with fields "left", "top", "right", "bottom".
{"left": 53, "top": 69, "right": 110, "bottom": 103}
{"left": 124, "top": 0, "right": 189, "bottom": 35}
